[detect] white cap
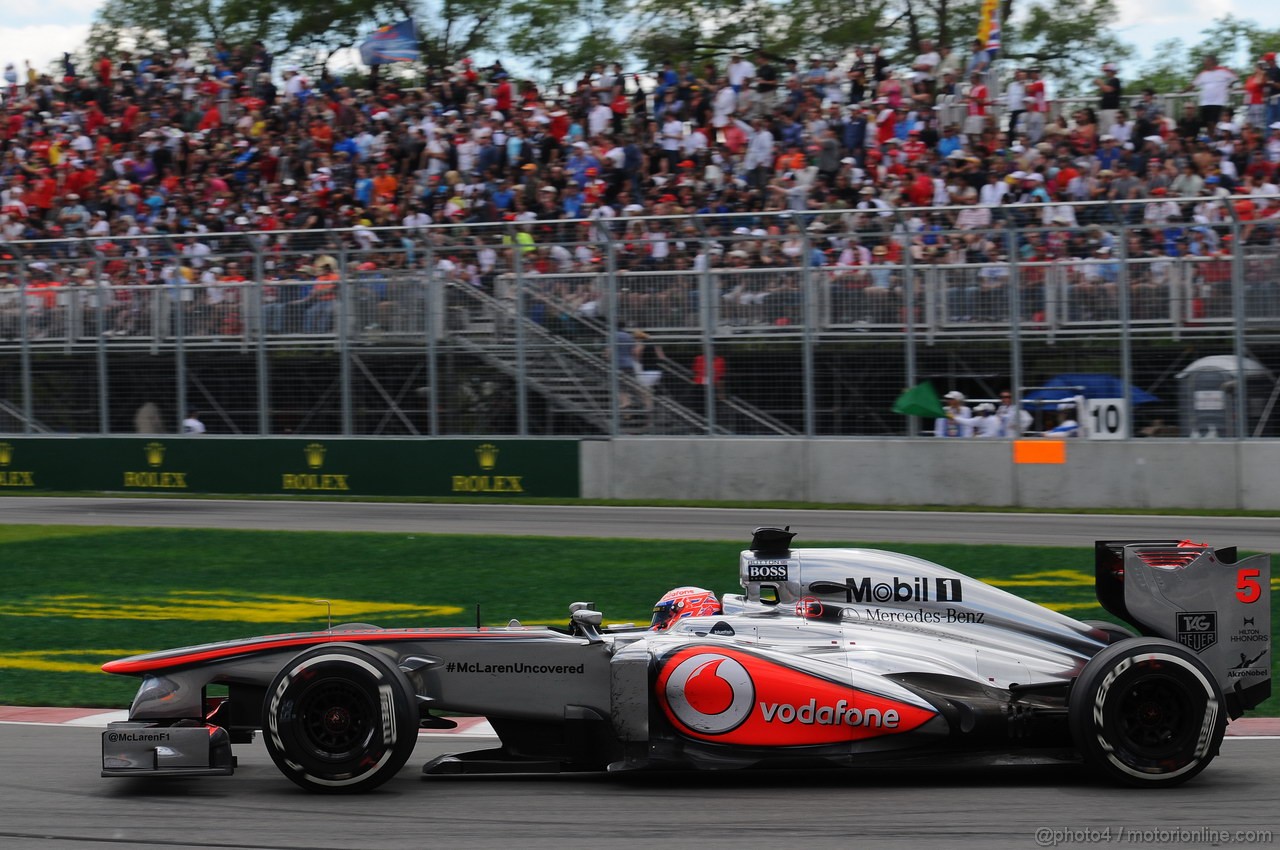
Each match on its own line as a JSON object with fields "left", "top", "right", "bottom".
{"left": 944, "top": 390, "right": 965, "bottom": 401}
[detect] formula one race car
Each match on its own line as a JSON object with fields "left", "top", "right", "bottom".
{"left": 101, "top": 529, "right": 1271, "bottom": 792}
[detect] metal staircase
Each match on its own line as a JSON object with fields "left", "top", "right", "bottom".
{"left": 0, "top": 400, "right": 53, "bottom": 434}
{"left": 479, "top": 282, "right": 800, "bottom": 436}
{"left": 446, "top": 283, "right": 728, "bottom": 435}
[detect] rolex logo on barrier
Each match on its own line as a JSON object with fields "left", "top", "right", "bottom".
{"left": 145, "top": 441, "right": 165, "bottom": 467}
{"left": 0, "top": 442, "right": 36, "bottom": 488}
{"left": 452, "top": 442, "right": 524, "bottom": 494}
{"left": 305, "top": 442, "right": 326, "bottom": 470}
{"left": 124, "top": 442, "right": 188, "bottom": 489}
{"left": 282, "top": 442, "right": 350, "bottom": 492}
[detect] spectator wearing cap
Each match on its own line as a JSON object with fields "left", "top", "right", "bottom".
{"left": 936, "top": 391, "right": 974, "bottom": 437}
{"left": 951, "top": 401, "right": 1003, "bottom": 437}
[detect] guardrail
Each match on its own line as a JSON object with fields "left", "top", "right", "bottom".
{"left": 1, "top": 201, "right": 1276, "bottom": 438}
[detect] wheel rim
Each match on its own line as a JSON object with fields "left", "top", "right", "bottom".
{"left": 1114, "top": 672, "right": 1196, "bottom": 761}
{"left": 295, "top": 677, "right": 376, "bottom": 760}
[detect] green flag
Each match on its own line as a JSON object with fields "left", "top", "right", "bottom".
{"left": 892, "top": 381, "right": 946, "bottom": 419}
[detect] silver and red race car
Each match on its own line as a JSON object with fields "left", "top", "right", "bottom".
{"left": 101, "top": 529, "right": 1271, "bottom": 792}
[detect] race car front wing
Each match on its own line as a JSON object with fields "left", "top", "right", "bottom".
{"left": 102, "top": 721, "right": 234, "bottom": 778}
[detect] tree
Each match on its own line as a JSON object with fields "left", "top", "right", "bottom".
{"left": 84, "top": 0, "right": 511, "bottom": 74}
{"left": 1001, "top": 0, "right": 1132, "bottom": 93}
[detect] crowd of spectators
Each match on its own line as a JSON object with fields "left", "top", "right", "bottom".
{"left": 1, "top": 39, "right": 1280, "bottom": 339}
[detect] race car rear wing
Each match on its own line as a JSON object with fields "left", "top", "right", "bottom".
{"left": 1095, "top": 540, "right": 1271, "bottom": 717}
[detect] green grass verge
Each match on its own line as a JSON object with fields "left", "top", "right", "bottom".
{"left": 0, "top": 524, "right": 1274, "bottom": 716}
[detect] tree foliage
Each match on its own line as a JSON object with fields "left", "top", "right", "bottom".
{"left": 85, "top": 0, "right": 508, "bottom": 73}
{"left": 81, "top": 0, "right": 1280, "bottom": 96}
{"left": 1125, "top": 16, "right": 1280, "bottom": 94}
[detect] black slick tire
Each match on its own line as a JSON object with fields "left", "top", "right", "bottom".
{"left": 263, "top": 643, "right": 416, "bottom": 793}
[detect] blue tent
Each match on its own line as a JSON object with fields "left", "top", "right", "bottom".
{"left": 1022, "top": 374, "right": 1158, "bottom": 410}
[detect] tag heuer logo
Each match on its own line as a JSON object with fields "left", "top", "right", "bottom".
{"left": 1176, "top": 611, "right": 1218, "bottom": 653}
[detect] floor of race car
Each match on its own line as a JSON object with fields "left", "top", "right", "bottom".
{"left": 4, "top": 705, "right": 1279, "bottom": 736}
{"left": 1, "top": 710, "right": 1277, "bottom": 850}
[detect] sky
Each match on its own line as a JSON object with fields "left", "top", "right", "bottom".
{"left": 0, "top": 0, "right": 1271, "bottom": 84}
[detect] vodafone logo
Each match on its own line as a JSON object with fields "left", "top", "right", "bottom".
{"left": 657, "top": 646, "right": 938, "bottom": 746}
{"left": 663, "top": 653, "right": 754, "bottom": 735}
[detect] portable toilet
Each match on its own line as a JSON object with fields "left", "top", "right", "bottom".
{"left": 1175, "top": 356, "right": 1276, "bottom": 437}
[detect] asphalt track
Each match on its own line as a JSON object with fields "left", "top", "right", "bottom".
{"left": 0, "top": 724, "right": 1276, "bottom": 850}
{"left": 2, "top": 496, "right": 1280, "bottom": 550}
{"left": 2, "top": 498, "right": 1279, "bottom": 849}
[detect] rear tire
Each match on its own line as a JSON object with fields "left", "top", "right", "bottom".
{"left": 263, "top": 643, "right": 416, "bottom": 793}
{"left": 1069, "top": 637, "right": 1225, "bottom": 787}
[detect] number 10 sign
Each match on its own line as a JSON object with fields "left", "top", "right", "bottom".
{"left": 1086, "top": 398, "right": 1127, "bottom": 440}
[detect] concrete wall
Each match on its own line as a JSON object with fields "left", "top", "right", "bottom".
{"left": 582, "top": 439, "right": 1279, "bottom": 510}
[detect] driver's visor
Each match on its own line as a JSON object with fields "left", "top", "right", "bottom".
{"left": 650, "top": 600, "right": 677, "bottom": 630}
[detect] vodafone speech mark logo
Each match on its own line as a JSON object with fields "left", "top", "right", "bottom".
{"left": 657, "top": 646, "right": 938, "bottom": 747}
{"left": 663, "top": 653, "right": 754, "bottom": 734}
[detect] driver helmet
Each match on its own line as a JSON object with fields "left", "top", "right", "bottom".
{"left": 650, "top": 586, "right": 721, "bottom": 631}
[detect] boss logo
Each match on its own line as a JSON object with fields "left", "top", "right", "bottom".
{"left": 747, "top": 563, "right": 789, "bottom": 581}
{"left": 1176, "top": 611, "right": 1218, "bottom": 653}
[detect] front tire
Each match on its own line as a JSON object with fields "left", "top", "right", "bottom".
{"left": 1069, "top": 637, "right": 1225, "bottom": 787}
{"left": 263, "top": 643, "right": 417, "bottom": 793}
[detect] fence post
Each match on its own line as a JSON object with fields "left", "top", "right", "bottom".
{"left": 1114, "top": 203, "right": 1133, "bottom": 440}
{"left": 509, "top": 223, "right": 529, "bottom": 436}
{"left": 700, "top": 231, "right": 716, "bottom": 435}
{"left": 338, "top": 242, "right": 353, "bottom": 436}
{"left": 94, "top": 253, "right": 109, "bottom": 434}
{"left": 15, "top": 265, "right": 33, "bottom": 433}
{"left": 1005, "top": 212, "right": 1024, "bottom": 438}
{"left": 800, "top": 223, "right": 816, "bottom": 437}
{"left": 899, "top": 208, "right": 918, "bottom": 437}
{"left": 425, "top": 240, "right": 440, "bottom": 438}
{"left": 253, "top": 240, "right": 270, "bottom": 436}
{"left": 1228, "top": 206, "right": 1247, "bottom": 444}
{"left": 603, "top": 223, "right": 622, "bottom": 436}
{"left": 174, "top": 262, "right": 187, "bottom": 435}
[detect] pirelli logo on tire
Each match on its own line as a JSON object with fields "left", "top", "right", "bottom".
{"left": 1175, "top": 612, "right": 1218, "bottom": 653}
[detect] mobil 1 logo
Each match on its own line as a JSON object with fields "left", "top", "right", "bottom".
{"left": 1175, "top": 611, "right": 1217, "bottom": 653}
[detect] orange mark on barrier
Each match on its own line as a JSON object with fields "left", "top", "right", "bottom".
{"left": 1013, "top": 440, "right": 1066, "bottom": 464}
